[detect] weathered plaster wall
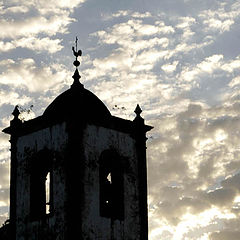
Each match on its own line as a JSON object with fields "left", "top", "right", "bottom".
{"left": 16, "top": 122, "right": 68, "bottom": 240}
{"left": 82, "top": 124, "right": 141, "bottom": 240}
{"left": 13, "top": 121, "right": 143, "bottom": 240}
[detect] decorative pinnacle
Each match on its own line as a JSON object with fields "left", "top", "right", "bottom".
{"left": 72, "top": 36, "right": 82, "bottom": 68}
{"left": 12, "top": 105, "right": 20, "bottom": 119}
{"left": 134, "top": 104, "right": 142, "bottom": 117}
{"left": 10, "top": 105, "right": 22, "bottom": 126}
{"left": 71, "top": 68, "right": 83, "bottom": 88}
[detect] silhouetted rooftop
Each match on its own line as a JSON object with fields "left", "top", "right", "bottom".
{"left": 43, "top": 74, "right": 111, "bottom": 121}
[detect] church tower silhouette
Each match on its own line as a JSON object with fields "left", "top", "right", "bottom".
{"left": 2, "top": 41, "right": 153, "bottom": 240}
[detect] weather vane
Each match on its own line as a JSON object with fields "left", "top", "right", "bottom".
{"left": 72, "top": 36, "right": 82, "bottom": 68}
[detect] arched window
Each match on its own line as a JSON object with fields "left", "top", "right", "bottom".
{"left": 30, "top": 149, "right": 53, "bottom": 220}
{"left": 99, "top": 150, "right": 124, "bottom": 220}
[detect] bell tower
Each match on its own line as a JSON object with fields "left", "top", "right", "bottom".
{"left": 3, "top": 41, "right": 153, "bottom": 240}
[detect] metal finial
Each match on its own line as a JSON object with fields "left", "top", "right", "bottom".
{"left": 72, "top": 36, "right": 82, "bottom": 68}
{"left": 75, "top": 36, "right": 78, "bottom": 51}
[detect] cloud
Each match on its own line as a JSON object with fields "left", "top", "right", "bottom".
{"left": 0, "top": 158, "right": 10, "bottom": 224}
{"left": 0, "top": 89, "right": 31, "bottom": 107}
{"left": 88, "top": 4, "right": 240, "bottom": 120}
{"left": 222, "top": 173, "right": 240, "bottom": 193}
{"left": 0, "top": 37, "right": 63, "bottom": 53}
{"left": 146, "top": 94, "right": 240, "bottom": 237}
{"left": 0, "top": 58, "right": 70, "bottom": 92}
{"left": 0, "top": 162, "right": 9, "bottom": 190}
{"left": 199, "top": 2, "right": 240, "bottom": 34}
{"left": 205, "top": 188, "right": 236, "bottom": 207}
{"left": 1, "top": 5, "right": 29, "bottom": 14}
{"left": 0, "top": 0, "right": 86, "bottom": 56}
{"left": 0, "top": 213, "right": 8, "bottom": 227}
{"left": 210, "top": 231, "right": 240, "bottom": 240}
{"left": 161, "top": 61, "right": 178, "bottom": 73}
{"left": 2, "top": 0, "right": 85, "bottom": 15}
{"left": 0, "top": 16, "right": 75, "bottom": 39}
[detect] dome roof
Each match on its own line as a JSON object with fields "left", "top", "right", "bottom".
{"left": 43, "top": 70, "right": 111, "bottom": 122}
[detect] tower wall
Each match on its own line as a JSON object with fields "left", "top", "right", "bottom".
{"left": 6, "top": 117, "right": 149, "bottom": 240}
{"left": 81, "top": 124, "right": 141, "bottom": 239}
{"left": 15, "top": 122, "right": 68, "bottom": 240}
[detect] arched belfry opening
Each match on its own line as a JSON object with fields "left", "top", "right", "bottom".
{"left": 2, "top": 40, "right": 153, "bottom": 240}
{"left": 29, "top": 149, "right": 53, "bottom": 220}
{"left": 99, "top": 149, "right": 124, "bottom": 220}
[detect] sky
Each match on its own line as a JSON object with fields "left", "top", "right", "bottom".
{"left": 1, "top": 0, "right": 240, "bottom": 239}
